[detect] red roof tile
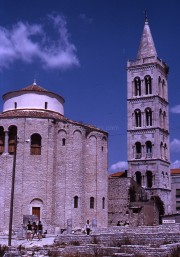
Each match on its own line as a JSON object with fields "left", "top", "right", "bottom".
{"left": 21, "top": 84, "right": 48, "bottom": 92}
{"left": 171, "top": 169, "right": 180, "bottom": 175}
{"left": 0, "top": 109, "right": 108, "bottom": 135}
{"left": 110, "top": 171, "right": 126, "bottom": 177}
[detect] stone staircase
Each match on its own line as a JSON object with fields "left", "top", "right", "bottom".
{"left": 3, "top": 225, "right": 180, "bottom": 257}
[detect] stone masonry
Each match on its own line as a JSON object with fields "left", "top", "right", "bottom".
{"left": 0, "top": 83, "right": 108, "bottom": 233}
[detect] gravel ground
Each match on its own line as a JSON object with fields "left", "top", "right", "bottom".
{"left": 0, "top": 235, "right": 56, "bottom": 248}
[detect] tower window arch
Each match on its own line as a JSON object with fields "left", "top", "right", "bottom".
{"left": 145, "top": 75, "right": 152, "bottom": 95}
{"left": 146, "top": 141, "right": 152, "bottom": 158}
{"left": 162, "top": 79, "right": 165, "bottom": 98}
{"left": 135, "top": 171, "right": 142, "bottom": 186}
{"left": 146, "top": 170, "right": 153, "bottom": 188}
{"left": 31, "top": 133, "right": 41, "bottom": 155}
{"left": 0, "top": 127, "right": 5, "bottom": 154}
{"left": 8, "top": 125, "right": 17, "bottom": 155}
{"left": 160, "top": 142, "right": 163, "bottom": 158}
{"left": 134, "top": 77, "right": 141, "bottom": 96}
{"left": 164, "top": 143, "right": 167, "bottom": 159}
{"left": 163, "top": 111, "right": 166, "bottom": 130}
{"left": 159, "top": 109, "right": 163, "bottom": 127}
{"left": 145, "top": 108, "right": 152, "bottom": 126}
{"left": 158, "top": 76, "right": 161, "bottom": 96}
{"left": 14, "top": 102, "right": 17, "bottom": 109}
{"left": 74, "top": 196, "right": 78, "bottom": 208}
{"left": 90, "top": 197, "right": 94, "bottom": 209}
{"left": 135, "top": 109, "right": 142, "bottom": 127}
{"left": 135, "top": 142, "right": 142, "bottom": 159}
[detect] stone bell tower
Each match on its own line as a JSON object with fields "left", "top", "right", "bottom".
{"left": 127, "top": 16, "right": 171, "bottom": 214}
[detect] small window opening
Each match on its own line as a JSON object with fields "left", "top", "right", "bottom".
{"left": 102, "top": 146, "right": 104, "bottom": 151}
{"left": 14, "top": 102, "right": 17, "bottom": 109}
{"left": 62, "top": 138, "right": 66, "bottom": 146}
{"left": 102, "top": 197, "right": 105, "bottom": 209}
{"left": 133, "top": 209, "right": 139, "bottom": 214}
{"left": 45, "top": 102, "right": 48, "bottom": 109}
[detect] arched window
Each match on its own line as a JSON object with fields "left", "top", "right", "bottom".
{"left": 45, "top": 102, "right": 48, "bottom": 109}
{"left": 145, "top": 75, "right": 152, "bottom": 95}
{"left": 145, "top": 108, "right": 152, "bottom": 126}
{"left": 164, "top": 143, "right": 167, "bottom": 159}
{"left": 163, "top": 111, "right": 166, "bottom": 129}
{"left": 146, "top": 141, "right": 152, "bottom": 158}
{"left": 31, "top": 133, "right": 41, "bottom": 155}
{"left": 159, "top": 109, "right": 163, "bottom": 127}
{"left": 135, "top": 142, "right": 141, "bottom": 159}
{"left": 90, "top": 197, "right": 94, "bottom": 209}
{"left": 74, "top": 196, "right": 78, "bottom": 208}
{"left": 8, "top": 126, "right": 17, "bottom": 155}
{"left": 0, "top": 127, "right": 5, "bottom": 154}
{"left": 162, "top": 80, "right": 165, "bottom": 98}
{"left": 135, "top": 109, "right": 141, "bottom": 127}
{"left": 146, "top": 170, "right": 153, "bottom": 188}
{"left": 102, "top": 197, "right": 105, "bottom": 209}
{"left": 158, "top": 77, "right": 161, "bottom": 96}
{"left": 134, "top": 77, "right": 141, "bottom": 96}
{"left": 136, "top": 171, "right": 142, "bottom": 186}
{"left": 160, "top": 142, "right": 163, "bottom": 158}
{"left": 14, "top": 102, "right": 17, "bottom": 109}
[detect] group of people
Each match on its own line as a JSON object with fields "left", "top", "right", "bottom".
{"left": 26, "top": 220, "right": 43, "bottom": 241}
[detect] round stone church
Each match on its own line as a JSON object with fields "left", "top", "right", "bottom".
{"left": 0, "top": 82, "right": 108, "bottom": 233}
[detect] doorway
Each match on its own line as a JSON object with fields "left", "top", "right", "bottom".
{"left": 32, "top": 207, "right": 40, "bottom": 221}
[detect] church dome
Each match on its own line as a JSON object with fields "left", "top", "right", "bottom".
{"left": 2, "top": 82, "right": 65, "bottom": 115}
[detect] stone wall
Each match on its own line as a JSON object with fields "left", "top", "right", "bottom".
{"left": 0, "top": 115, "right": 108, "bottom": 233}
{"left": 108, "top": 176, "right": 159, "bottom": 226}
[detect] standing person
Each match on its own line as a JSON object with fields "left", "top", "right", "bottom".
{"left": 85, "top": 220, "right": 91, "bottom": 235}
{"left": 37, "top": 221, "right": 43, "bottom": 240}
{"left": 32, "top": 221, "right": 38, "bottom": 240}
{"left": 26, "top": 221, "right": 32, "bottom": 241}
{"left": 117, "top": 221, "right": 120, "bottom": 226}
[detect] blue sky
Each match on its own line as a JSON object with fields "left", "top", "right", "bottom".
{"left": 0, "top": 0, "right": 180, "bottom": 172}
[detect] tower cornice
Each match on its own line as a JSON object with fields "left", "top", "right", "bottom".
{"left": 127, "top": 128, "right": 169, "bottom": 135}
{"left": 127, "top": 95, "right": 168, "bottom": 105}
{"left": 127, "top": 58, "right": 169, "bottom": 75}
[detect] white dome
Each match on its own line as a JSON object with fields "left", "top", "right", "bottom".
{"left": 2, "top": 83, "right": 65, "bottom": 115}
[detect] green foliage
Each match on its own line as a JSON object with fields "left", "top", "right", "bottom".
{"left": 151, "top": 195, "right": 165, "bottom": 224}
{"left": 151, "top": 195, "right": 165, "bottom": 216}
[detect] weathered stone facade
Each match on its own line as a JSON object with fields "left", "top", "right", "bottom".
{"left": 0, "top": 83, "right": 108, "bottom": 233}
{"left": 108, "top": 173, "right": 159, "bottom": 226}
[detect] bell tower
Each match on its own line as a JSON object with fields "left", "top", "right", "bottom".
{"left": 127, "top": 17, "right": 171, "bottom": 214}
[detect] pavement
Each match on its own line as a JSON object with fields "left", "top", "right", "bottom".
{"left": 0, "top": 234, "right": 57, "bottom": 248}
